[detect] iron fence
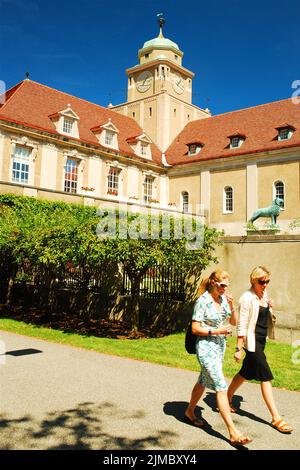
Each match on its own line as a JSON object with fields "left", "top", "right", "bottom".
{"left": 122, "top": 264, "right": 185, "bottom": 301}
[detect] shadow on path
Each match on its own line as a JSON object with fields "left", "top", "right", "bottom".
{"left": 3, "top": 348, "right": 43, "bottom": 357}
{"left": 163, "top": 401, "right": 249, "bottom": 451}
{"left": 0, "top": 402, "right": 177, "bottom": 450}
{"left": 203, "top": 392, "right": 271, "bottom": 426}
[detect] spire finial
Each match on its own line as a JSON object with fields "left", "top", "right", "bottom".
{"left": 157, "top": 13, "right": 165, "bottom": 38}
{"left": 25, "top": 71, "right": 30, "bottom": 80}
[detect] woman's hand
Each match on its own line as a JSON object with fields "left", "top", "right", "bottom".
{"left": 226, "top": 293, "right": 234, "bottom": 312}
{"left": 267, "top": 298, "right": 273, "bottom": 308}
{"left": 234, "top": 350, "right": 243, "bottom": 362}
{"left": 217, "top": 325, "right": 232, "bottom": 336}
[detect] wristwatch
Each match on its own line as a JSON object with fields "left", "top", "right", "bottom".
{"left": 208, "top": 330, "right": 212, "bottom": 336}
{"left": 235, "top": 347, "right": 242, "bottom": 352}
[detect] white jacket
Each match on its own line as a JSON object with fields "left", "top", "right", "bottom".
{"left": 237, "top": 289, "right": 275, "bottom": 352}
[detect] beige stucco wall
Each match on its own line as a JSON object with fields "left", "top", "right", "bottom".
{"left": 258, "top": 161, "right": 300, "bottom": 220}
{"left": 169, "top": 173, "right": 200, "bottom": 213}
{"left": 210, "top": 167, "right": 247, "bottom": 224}
{"left": 201, "top": 235, "right": 300, "bottom": 340}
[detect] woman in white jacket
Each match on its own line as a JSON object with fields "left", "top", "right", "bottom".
{"left": 227, "top": 266, "right": 293, "bottom": 434}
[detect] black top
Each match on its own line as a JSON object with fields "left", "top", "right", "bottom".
{"left": 255, "top": 305, "right": 269, "bottom": 339}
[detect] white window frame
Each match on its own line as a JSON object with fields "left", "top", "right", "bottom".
{"left": 143, "top": 176, "right": 154, "bottom": 203}
{"left": 230, "top": 137, "right": 244, "bottom": 149}
{"left": 188, "top": 144, "right": 202, "bottom": 156}
{"left": 273, "top": 180, "right": 285, "bottom": 209}
{"left": 105, "top": 130, "right": 115, "bottom": 146}
{"left": 278, "top": 128, "right": 293, "bottom": 141}
{"left": 64, "top": 158, "right": 79, "bottom": 194}
{"left": 12, "top": 145, "right": 31, "bottom": 185}
{"left": 107, "top": 167, "right": 119, "bottom": 196}
{"left": 223, "top": 186, "right": 233, "bottom": 213}
{"left": 182, "top": 191, "right": 189, "bottom": 213}
{"left": 63, "top": 117, "right": 74, "bottom": 134}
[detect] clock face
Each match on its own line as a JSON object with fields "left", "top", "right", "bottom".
{"left": 172, "top": 73, "right": 185, "bottom": 94}
{"left": 136, "top": 71, "right": 153, "bottom": 93}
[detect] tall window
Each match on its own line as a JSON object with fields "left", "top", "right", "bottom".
{"left": 141, "top": 143, "right": 148, "bottom": 156}
{"left": 107, "top": 168, "right": 119, "bottom": 195}
{"left": 105, "top": 130, "right": 114, "bottom": 146}
{"left": 224, "top": 186, "right": 233, "bottom": 213}
{"left": 143, "top": 176, "right": 153, "bottom": 203}
{"left": 63, "top": 118, "right": 73, "bottom": 134}
{"left": 274, "top": 180, "right": 285, "bottom": 208}
{"left": 12, "top": 145, "right": 30, "bottom": 184}
{"left": 64, "top": 158, "right": 78, "bottom": 193}
{"left": 182, "top": 191, "right": 189, "bottom": 213}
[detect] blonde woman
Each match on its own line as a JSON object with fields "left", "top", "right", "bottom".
{"left": 185, "top": 270, "right": 252, "bottom": 446}
{"left": 227, "top": 266, "right": 293, "bottom": 434}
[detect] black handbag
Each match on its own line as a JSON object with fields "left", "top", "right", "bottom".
{"left": 185, "top": 321, "right": 197, "bottom": 354}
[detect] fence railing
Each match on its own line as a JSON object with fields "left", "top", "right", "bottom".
{"left": 2, "top": 261, "right": 185, "bottom": 303}
{"left": 122, "top": 264, "right": 185, "bottom": 301}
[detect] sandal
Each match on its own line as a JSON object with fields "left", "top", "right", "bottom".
{"left": 271, "top": 419, "right": 293, "bottom": 434}
{"left": 230, "top": 435, "right": 252, "bottom": 446}
{"left": 184, "top": 414, "right": 204, "bottom": 428}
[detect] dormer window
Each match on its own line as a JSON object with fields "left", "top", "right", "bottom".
{"left": 49, "top": 105, "right": 80, "bottom": 138}
{"left": 91, "top": 118, "right": 119, "bottom": 151}
{"left": 127, "top": 133, "right": 152, "bottom": 159}
{"left": 230, "top": 136, "right": 244, "bottom": 148}
{"left": 278, "top": 127, "right": 293, "bottom": 141}
{"left": 188, "top": 143, "right": 202, "bottom": 156}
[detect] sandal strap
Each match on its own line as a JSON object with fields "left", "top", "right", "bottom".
{"left": 272, "top": 419, "right": 292, "bottom": 430}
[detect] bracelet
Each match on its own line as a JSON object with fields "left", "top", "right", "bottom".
{"left": 235, "top": 346, "right": 242, "bottom": 352}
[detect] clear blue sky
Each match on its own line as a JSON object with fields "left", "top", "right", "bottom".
{"left": 0, "top": 0, "right": 299, "bottom": 115}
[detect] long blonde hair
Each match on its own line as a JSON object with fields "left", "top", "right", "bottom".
{"left": 198, "top": 270, "right": 229, "bottom": 295}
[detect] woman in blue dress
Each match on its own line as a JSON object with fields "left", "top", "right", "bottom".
{"left": 185, "top": 270, "right": 252, "bottom": 446}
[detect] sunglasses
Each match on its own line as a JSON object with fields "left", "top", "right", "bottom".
{"left": 257, "top": 279, "right": 270, "bottom": 285}
{"left": 215, "top": 281, "right": 229, "bottom": 288}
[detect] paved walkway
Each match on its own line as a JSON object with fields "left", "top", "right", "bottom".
{"left": 0, "top": 330, "right": 299, "bottom": 450}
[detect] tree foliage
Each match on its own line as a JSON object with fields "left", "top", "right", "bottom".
{"left": 0, "top": 194, "right": 222, "bottom": 331}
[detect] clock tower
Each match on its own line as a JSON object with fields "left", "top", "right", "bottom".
{"left": 112, "top": 16, "right": 211, "bottom": 152}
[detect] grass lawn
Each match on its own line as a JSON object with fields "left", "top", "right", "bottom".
{"left": 0, "top": 317, "right": 299, "bottom": 391}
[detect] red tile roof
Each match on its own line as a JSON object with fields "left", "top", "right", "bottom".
{"left": 0, "top": 80, "right": 162, "bottom": 165}
{"left": 166, "top": 98, "right": 300, "bottom": 165}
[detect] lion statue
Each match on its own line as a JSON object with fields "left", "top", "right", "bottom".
{"left": 249, "top": 198, "right": 284, "bottom": 226}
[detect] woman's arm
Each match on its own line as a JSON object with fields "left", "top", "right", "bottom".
{"left": 191, "top": 320, "right": 232, "bottom": 337}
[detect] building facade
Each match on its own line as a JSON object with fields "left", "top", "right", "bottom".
{"left": 0, "top": 22, "right": 299, "bottom": 236}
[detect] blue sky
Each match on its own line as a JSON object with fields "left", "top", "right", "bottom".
{"left": 0, "top": 0, "right": 299, "bottom": 115}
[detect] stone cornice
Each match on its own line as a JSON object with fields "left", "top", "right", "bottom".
{"left": 167, "top": 147, "right": 300, "bottom": 176}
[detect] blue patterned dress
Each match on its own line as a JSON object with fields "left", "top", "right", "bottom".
{"left": 192, "top": 291, "right": 232, "bottom": 392}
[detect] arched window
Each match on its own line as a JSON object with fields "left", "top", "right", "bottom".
{"left": 223, "top": 186, "right": 233, "bottom": 213}
{"left": 274, "top": 181, "right": 285, "bottom": 208}
{"left": 182, "top": 191, "right": 189, "bottom": 213}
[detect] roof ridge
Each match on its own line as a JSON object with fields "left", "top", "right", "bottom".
{"left": 0, "top": 80, "right": 26, "bottom": 110}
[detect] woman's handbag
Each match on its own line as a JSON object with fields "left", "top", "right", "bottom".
{"left": 185, "top": 321, "right": 197, "bottom": 354}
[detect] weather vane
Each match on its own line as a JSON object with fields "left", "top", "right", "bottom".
{"left": 156, "top": 13, "right": 165, "bottom": 36}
